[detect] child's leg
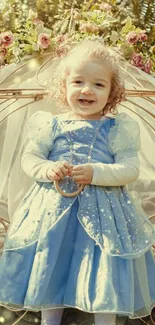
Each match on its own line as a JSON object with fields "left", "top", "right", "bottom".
{"left": 41, "top": 308, "right": 64, "bottom": 325}
{"left": 94, "top": 313, "right": 116, "bottom": 325}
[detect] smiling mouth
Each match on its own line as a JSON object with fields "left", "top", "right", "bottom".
{"left": 78, "top": 99, "right": 95, "bottom": 104}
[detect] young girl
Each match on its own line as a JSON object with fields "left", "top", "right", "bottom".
{"left": 0, "top": 39, "right": 155, "bottom": 325}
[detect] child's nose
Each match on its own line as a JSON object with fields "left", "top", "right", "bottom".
{"left": 81, "top": 85, "right": 93, "bottom": 95}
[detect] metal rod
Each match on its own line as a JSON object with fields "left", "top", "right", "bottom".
{"left": 0, "top": 89, "right": 155, "bottom": 99}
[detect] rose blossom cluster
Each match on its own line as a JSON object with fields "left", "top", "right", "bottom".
{"left": 0, "top": 31, "right": 14, "bottom": 62}
{"left": 0, "top": 29, "right": 51, "bottom": 63}
{"left": 28, "top": 9, "right": 50, "bottom": 49}
{"left": 126, "top": 30, "right": 147, "bottom": 44}
{"left": 131, "top": 53, "right": 152, "bottom": 74}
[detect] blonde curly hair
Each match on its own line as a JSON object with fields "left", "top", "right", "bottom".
{"left": 49, "top": 39, "right": 126, "bottom": 115}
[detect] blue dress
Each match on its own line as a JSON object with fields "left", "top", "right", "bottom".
{"left": 0, "top": 111, "right": 155, "bottom": 318}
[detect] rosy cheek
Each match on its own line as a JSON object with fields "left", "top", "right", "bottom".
{"left": 70, "top": 91, "right": 77, "bottom": 99}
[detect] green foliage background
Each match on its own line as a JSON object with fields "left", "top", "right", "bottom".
{"left": 0, "top": 0, "right": 155, "bottom": 34}
{"left": 0, "top": 0, "right": 154, "bottom": 71}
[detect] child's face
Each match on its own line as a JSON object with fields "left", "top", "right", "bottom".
{"left": 66, "top": 58, "right": 112, "bottom": 119}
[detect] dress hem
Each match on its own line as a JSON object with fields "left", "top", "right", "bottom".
{"left": 0, "top": 301, "right": 155, "bottom": 320}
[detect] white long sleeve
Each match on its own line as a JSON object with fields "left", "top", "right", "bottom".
{"left": 90, "top": 113, "right": 141, "bottom": 187}
{"left": 90, "top": 156, "right": 140, "bottom": 186}
{"left": 21, "top": 111, "right": 55, "bottom": 182}
{"left": 21, "top": 141, "right": 54, "bottom": 182}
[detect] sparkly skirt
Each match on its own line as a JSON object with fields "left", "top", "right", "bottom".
{"left": 0, "top": 195, "right": 155, "bottom": 318}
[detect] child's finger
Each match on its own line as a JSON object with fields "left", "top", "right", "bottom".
{"left": 63, "top": 161, "right": 73, "bottom": 170}
{"left": 72, "top": 175, "right": 83, "bottom": 180}
{"left": 60, "top": 166, "right": 68, "bottom": 175}
{"left": 75, "top": 180, "right": 84, "bottom": 184}
{"left": 71, "top": 170, "right": 82, "bottom": 176}
{"left": 72, "top": 165, "right": 83, "bottom": 171}
{"left": 54, "top": 167, "right": 64, "bottom": 178}
{"left": 48, "top": 172, "right": 61, "bottom": 180}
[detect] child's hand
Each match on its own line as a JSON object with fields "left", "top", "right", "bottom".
{"left": 47, "top": 161, "right": 73, "bottom": 181}
{"left": 70, "top": 163, "right": 94, "bottom": 185}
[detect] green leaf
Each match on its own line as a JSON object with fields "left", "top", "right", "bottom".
{"left": 23, "top": 44, "right": 33, "bottom": 54}
{"left": 110, "top": 31, "right": 119, "bottom": 42}
{"left": 121, "top": 43, "right": 134, "bottom": 59}
{"left": 53, "top": 18, "right": 69, "bottom": 34}
{"left": 121, "top": 17, "right": 134, "bottom": 34}
{"left": 60, "top": 19, "right": 69, "bottom": 33}
{"left": 135, "top": 27, "right": 142, "bottom": 33}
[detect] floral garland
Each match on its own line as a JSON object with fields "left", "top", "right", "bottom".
{"left": 0, "top": 2, "right": 154, "bottom": 74}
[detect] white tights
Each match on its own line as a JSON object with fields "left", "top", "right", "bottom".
{"left": 94, "top": 313, "right": 116, "bottom": 325}
{"left": 41, "top": 309, "right": 64, "bottom": 325}
{"left": 41, "top": 309, "right": 116, "bottom": 325}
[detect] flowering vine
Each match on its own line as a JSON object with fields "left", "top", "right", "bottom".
{"left": 0, "top": 2, "right": 154, "bottom": 75}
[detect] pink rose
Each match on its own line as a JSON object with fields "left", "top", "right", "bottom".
{"left": 144, "top": 59, "right": 152, "bottom": 74}
{"left": 33, "top": 18, "right": 44, "bottom": 25}
{"left": 0, "top": 48, "right": 7, "bottom": 61}
{"left": 56, "top": 34, "right": 68, "bottom": 44}
{"left": 131, "top": 53, "right": 143, "bottom": 67}
{"left": 100, "top": 2, "right": 112, "bottom": 11}
{"left": 1, "top": 31, "right": 13, "bottom": 48}
{"left": 139, "top": 30, "right": 147, "bottom": 42}
{"left": 56, "top": 47, "right": 66, "bottom": 57}
{"left": 37, "top": 33, "right": 51, "bottom": 49}
{"left": 126, "top": 31, "right": 139, "bottom": 44}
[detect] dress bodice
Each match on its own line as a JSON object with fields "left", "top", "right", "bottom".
{"left": 48, "top": 118, "right": 115, "bottom": 165}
